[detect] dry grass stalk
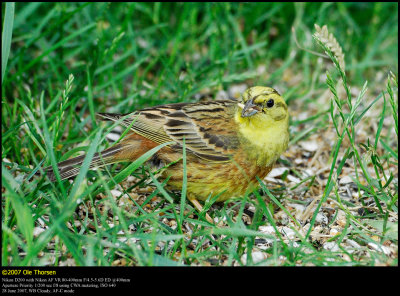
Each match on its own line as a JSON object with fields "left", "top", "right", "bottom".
{"left": 313, "top": 24, "right": 346, "bottom": 71}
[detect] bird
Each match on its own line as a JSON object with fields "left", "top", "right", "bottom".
{"left": 45, "top": 86, "right": 289, "bottom": 224}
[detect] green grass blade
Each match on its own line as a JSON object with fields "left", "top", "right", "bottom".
{"left": 379, "top": 139, "right": 398, "bottom": 160}
{"left": 13, "top": 2, "right": 41, "bottom": 28}
{"left": 2, "top": 2, "right": 15, "bottom": 82}
{"left": 257, "top": 177, "right": 302, "bottom": 229}
{"left": 18, "top": 22, "right": 96, "bottom": 75}
{"left": 374, "top": 92, "right": 386, "bottom": 150}
{"left": 67, "top": 128, "right": 103, "bottom": 202}
{"left": 179, "top": 139, "right": 187, "bottom": 225}
{"left": 2, "top": 166, "right": 34, "bottom": 252}
{"left": 353, "top": 92, "right": 383, "bottom": 126}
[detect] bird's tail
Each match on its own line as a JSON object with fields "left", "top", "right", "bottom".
{"left": 45, "top": 144, "right": 126, "bottom": 182}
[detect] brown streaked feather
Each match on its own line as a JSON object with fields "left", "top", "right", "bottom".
{"left": 45, "top": 144, "right": 124, "bottom": 181}
{"left": 97, "top": 100, "right": 240, "bottom": 162}
{"left": 45, "top": 133, "right": 158, "bottom": 181}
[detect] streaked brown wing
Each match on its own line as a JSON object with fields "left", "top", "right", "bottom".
{"left": 98, "top": 100, "right": 239, "bottom": 162}
{"left": 171, "top": 100, "right": 240, "bottom": 161}
{"left": 97, "top": 110, "right": 171, "bottom": 144}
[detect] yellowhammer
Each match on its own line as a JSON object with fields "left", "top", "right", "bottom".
{"left": 46, "top": 86, "right": 289, "bottom": 223}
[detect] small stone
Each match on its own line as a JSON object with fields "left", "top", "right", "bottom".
{"left": 329, "top": 228, "right": 340, "bottom": 236}
{"left": 281, "top": 226, "right": 296, "bottom": 240}
{"left": 288, "top": 203, "right": 306, "bottom": 218}
{"left": 241, "top": 251, "right": 266, "bottom": 264}
{"left": 269, "top": 167, "right": 287, "bottom": 178}
{"left": 259, "top": 225, "right": 275, "bottom": 234}
{"left": 336, "top": 210, "right": 347, "bottom": 228}
{"left": 346, "top": 239, "right": 361, "bottom": 249}
{"left": 368, "top": 242, "right": 391, "bottom": 255}
{"left": 264, "top": 177, "right": 284, "bottom": 184}
{"left": 106, "top": 132, "right": 120, "bottom": 142}
{"left": 37, "top": 218, "right": 46, "bottom": 227}
{"left": 339, "top": 175, "right": 353, "bottom": 185}
{"left": 300, "top": 140, "right": 319, "bottom": 152}
{"left": 127, "top": 175, "right": 136, "bottom": 182}
{"left": 315, "top": 213, "right": 328, "bottom": 225}
{"left": 323, "top": 241, "right": 340, "bottom": 252}
{"left": 287, "top": 175, "right": 301, "bottom": 184}
{"left": 294, "top": 158, "right": 303, "bottom": 165}
{"left": 110, "top": 190, "right": 122, "bottom": 197}
{"left": 33, "top": 227, "right": 45, "bottom": 237}
{"left": 304, "top": 168, "right": 315, "bottom": 176}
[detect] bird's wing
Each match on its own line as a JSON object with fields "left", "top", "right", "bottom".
{"left": 98, "top": 100, "right": 240, "bottom": 162}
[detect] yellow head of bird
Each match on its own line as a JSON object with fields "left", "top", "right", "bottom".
{"left": 238, "top": 86, "right": 288, "bottom": 121}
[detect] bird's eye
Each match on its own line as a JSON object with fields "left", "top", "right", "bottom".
{"left": 266, "top": 99, "right": 274, "bottom": 108}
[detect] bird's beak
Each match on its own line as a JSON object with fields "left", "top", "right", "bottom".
{"left": 240, "top": 98, "right": 261, "bottom": 118}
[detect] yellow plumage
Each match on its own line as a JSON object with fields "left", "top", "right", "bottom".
{"left": 45, "top": 86, "right": 289, "bottom": 223}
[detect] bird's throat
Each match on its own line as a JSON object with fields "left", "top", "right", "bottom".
{"left": 234, "top": 111, "right": 289, "bottom": 167}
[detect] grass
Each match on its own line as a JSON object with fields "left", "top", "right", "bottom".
{"left": 1, "top": 2, "right": 398, "bottom": 266}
